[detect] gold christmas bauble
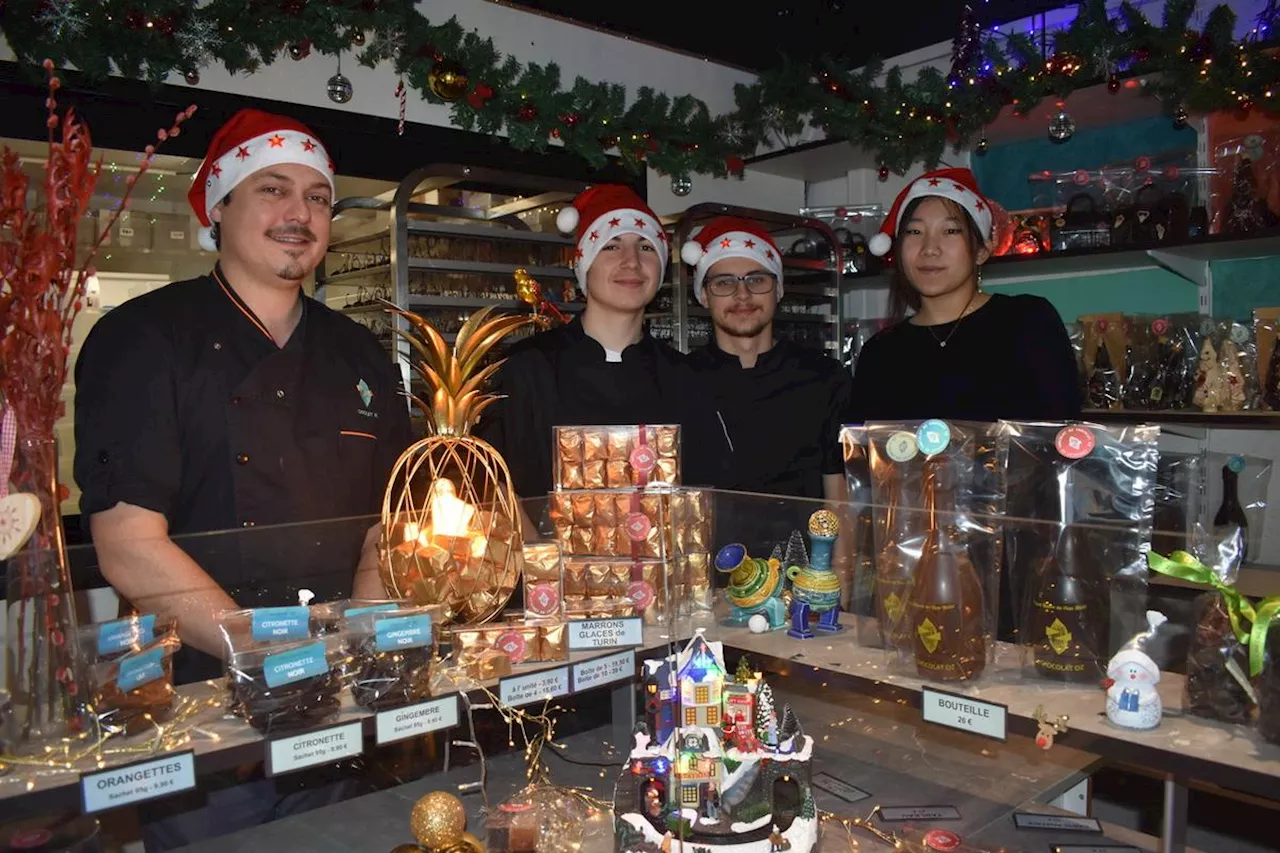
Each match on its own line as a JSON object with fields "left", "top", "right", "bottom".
{"left": 391, "top": 846, "right": 426, "bottom": 853}
{"left": 411, "top": 791, "right": 468, "bottom": 849}
{"left": 430, "top": 60, "right": 471, "bottom": 102}
{"left": 808, "top": 509, "right": 839, "bottom": 538}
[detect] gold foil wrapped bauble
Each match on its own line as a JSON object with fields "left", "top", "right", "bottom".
{"left": 411, "top": 791, "right": 468, "bottom": 849}
{"left": 808, "top": 509, "right": 839, "bottom": 538}
{"left": 430, "top": 60, "right": 471, "bottom": 101}
{"left": 392, "top": 846, "right": 426, "bottom": 853}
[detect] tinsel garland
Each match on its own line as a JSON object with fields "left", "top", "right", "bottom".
{"left": 3, "top": 0, "right": 1279, "bottom": 179}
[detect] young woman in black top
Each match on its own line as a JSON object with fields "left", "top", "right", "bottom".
{"left": 852, "top": 168, "right": 1081, "bottom": 422}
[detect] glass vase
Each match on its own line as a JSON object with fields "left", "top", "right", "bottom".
{"left": 4, "top": 435, "right": 80, "bottom": 751}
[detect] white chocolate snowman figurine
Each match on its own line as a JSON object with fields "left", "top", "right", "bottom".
{"left": 1105, "top": 610, "right": 1167, "bottom": 730}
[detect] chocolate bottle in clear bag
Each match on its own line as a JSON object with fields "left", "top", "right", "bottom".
{"left": 1029, "top": 471, "right": 1105, "bottom": 682}
{"left": 876, "top": 472, "right": 917, "bottom": 648}
{"left": 909, "top": 457, "right": 986, "bottom": 681}
{"left": 1265, "top": 327, "right": 1280, "bottom": 410}
{"left": 1213, "top": 460, "right": 1249, "bottom": 565}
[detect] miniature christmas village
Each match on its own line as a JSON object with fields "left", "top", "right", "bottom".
{"left": 613, "top": 631, "right": 816, "bottom": 853}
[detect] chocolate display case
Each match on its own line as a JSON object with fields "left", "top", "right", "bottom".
{"left": 2, "top": 493, "right": 1278, "bottom": 853}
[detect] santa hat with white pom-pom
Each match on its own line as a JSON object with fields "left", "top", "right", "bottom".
{"left": 188, "top": 108, "right": 335, "bottom": 253}
{"left": 868, "top": 167, "right": 992, "bottom": 258}
{"left": 679, "top": 216, "right": 784, "bottom": 306}
{"left": 556, "top": 184, "right": 668, "bottom": 292}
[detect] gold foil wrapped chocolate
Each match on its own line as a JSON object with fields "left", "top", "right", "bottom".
{"left": 551, "top": 424, "right": 682, "bottom": 489}
{"left": 571, "top": 493, "right": 595, "bottom": 527}
{"left": 587, "top": 563, "right": 629, "bottom": 598}
{"left": 592, "top": 525, "right": 619, "bottom": 556}
{"left": 539, "top": 622, "right": 567, "bottom": 662}
{"left": 461, "top": 648, "right": 512, "bottom": 681}
{"left": 522, "top": 543, "right": 564, "bottom": 620}
{"left": 593, "top": 493, "right": 617, "bottom": 527}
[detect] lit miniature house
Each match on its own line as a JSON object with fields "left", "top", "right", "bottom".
{"left": 616, "top": 631, "right": 817, "bottom": 853}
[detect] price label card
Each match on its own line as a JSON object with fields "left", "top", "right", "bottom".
{"left": 1050, "top": 847, "right": 1140, "bottom": 853}
{"left": 375, "top": 695, "right": 459, "bottom": 746}
{"left": 878, "top": 805, "right": 961, "bottom": 822}
{"left": 567, "top": 617, "right": 643, "bottom": 651}
{"left": 921, "top": 687, "right": 1007, "bottom": 742}
{"left": 1012, "top": 813, "right": 1102, "bottom": 833}
{"left": 81, "top": 751, "right": 196, "bottom": 813}
{"left": 500, "top": 666, "right": 570, "bottom": 707}
{"left": 572, "top": 650, "right": 635, "bottom": 692}
{"left": 811, "top": 772, "right": 870, "bottom": 803}
{"left": 266, "top": 721, "right": 363, "bottom": 776}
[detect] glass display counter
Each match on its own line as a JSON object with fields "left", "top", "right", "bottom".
{"left": 0, "top": 491, "right": 1276, "bottom": 853}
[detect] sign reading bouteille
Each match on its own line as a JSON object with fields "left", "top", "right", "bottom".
{"left": 567, "top": 617, "right": 643, "bottom": 650}
{"left": 920, "top": 686, "right": 1007, "bottom": 741}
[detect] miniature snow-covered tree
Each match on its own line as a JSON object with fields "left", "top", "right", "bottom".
{"left": 782, "top": 530, "right": 810, "bottom": 569}
{"left": 755, "top": 682, "right": 779, "bottom": 748}
{"left": 778, "top": 703, "right": 801, "bottom": 742}
{"left": 735, "top": 656, "right": 753, "bottom": 684}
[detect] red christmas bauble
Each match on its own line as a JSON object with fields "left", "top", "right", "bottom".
{"left": 517, "top": 103, "right": 538, "bottom": 122}
{"left": 559, "top": 112, "right": 580, "bottom": 128}
{"left": 878, "top": 165, "right": 890, "bottom": 181}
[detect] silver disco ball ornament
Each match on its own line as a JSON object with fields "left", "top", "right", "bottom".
{"left": 671, "top": 175, "right": 693, "bottom": 197}
{"left": 327, "top": 73, "right": 353, "bottom": 104}
{"left": 1048, "top": 109, "right": 1075, "bottom": 143}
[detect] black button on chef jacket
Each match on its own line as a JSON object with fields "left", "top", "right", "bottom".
{"left": 74, "top": 266, "right": 412, "bottom": 682}
{"left": 476, "top": 318, "right": 728, "bottom": 499}
{"left": 688, "top": 339, "right": 854, "bottom": 500}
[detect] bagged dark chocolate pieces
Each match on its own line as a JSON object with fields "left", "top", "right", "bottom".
{"left": 1258, "top": 628, "right": 1280, "bottom": 745}
{"left": 1182, "top": 526, "right": 1256, "bottom": 724}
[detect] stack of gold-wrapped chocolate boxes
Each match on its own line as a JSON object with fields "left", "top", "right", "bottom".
{"left": 547, "top": 424, "right": 713, "bottom": 623}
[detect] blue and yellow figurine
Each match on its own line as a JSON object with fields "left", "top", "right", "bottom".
{"left": 715, "top": 543, "right": 788, "bottom": 629}
{"left": 787, "top": 509, "right": 845, "bottom": 639}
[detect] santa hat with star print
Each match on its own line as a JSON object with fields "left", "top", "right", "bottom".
{"left": 188, "top": 108, "right": 336, "bottom": 253}
{"left": 868, "top": 167, "right": 993, "bottom": 258}
{"left": 556, "top": 184, "right": 668, "bottom": 291}
{"left": 679, "top": 216, "right": 784, "bottom": 306}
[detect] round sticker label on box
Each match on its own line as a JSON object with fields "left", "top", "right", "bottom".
{"left": 496, "top": 630, "right": 528, "bottom": 663}
{"left": 629, "top": 444, "right": 657, "bottom": 476}
{"left": 528, "top": 583, "right": 561, "bottom": 616}
{"left": 625, "top": 512, "right": 652, "bottom": 541}
{"left": 628, "top": 580, "right": 655, "bottom": 611}
{"left": 916, "top": 420, "right": 951, "bottom": 457}
{"left": 886, "top": 431, "right": 918, "bottom": 462}
{"left": 1056, "top": 425, "right": 1095, "bottom": 459}
{"left": 923, "top": 829, "right": 961, "bottom": 851}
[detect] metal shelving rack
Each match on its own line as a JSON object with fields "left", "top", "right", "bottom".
{"left": 663, "top": 203, "right": 846, "bottom": 355}
{"left": 315, "top": 165, "right": 589, "bottom": 377}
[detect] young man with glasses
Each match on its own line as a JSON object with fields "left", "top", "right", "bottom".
{"left": 682, "top": 217, "right": 854, "bottom": 501}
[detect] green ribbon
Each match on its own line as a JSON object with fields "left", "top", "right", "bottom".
{"left": 1146, "top": 551, "right": 1255, "bottom": 645}
{"left": 1249, "top": 597, "right": 1280, "bottom": 678}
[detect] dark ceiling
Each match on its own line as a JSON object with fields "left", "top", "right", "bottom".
{"left": 504, "top": 1, "right": 1074, "bottom": 72}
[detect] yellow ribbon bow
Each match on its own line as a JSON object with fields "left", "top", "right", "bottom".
{"left": 1249, "top": 596, "right": 1280, "bottom": 678}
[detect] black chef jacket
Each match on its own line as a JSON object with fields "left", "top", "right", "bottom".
{"left": 74, "top": 266, "right": 412, "bottom": 682}
{"left": 688, "top": 339, "right": 854, "bottom": 500}
{"left": 476, "top": 318, "right": 728, "bottom": 499}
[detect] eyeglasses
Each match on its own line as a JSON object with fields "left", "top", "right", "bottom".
{"left": 705, "top": 273, "right": 776, "bottom": 297}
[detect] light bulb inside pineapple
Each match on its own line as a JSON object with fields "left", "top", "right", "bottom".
{"left": 403, "top": 521, "right": 421, "bottom": 543}
{"left": 428, "top": 479, "right": 476, "bottom": 538}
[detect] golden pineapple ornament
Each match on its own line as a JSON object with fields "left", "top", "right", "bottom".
{"left": 380, "top": 305, "right": 533, "bottom": 625}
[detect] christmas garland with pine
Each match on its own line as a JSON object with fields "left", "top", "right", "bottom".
{"left": 2, "top": 0, "right": 1278, "bottom": 180}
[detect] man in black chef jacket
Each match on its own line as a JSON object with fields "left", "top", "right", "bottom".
{"left": 684, "top": 216, "right": 854, "bottom": 501}
{"left": 74, "top": 108, "right": 412, "bottom": 687}
{"left": 478, "top": 184, "right": 725, "bottom": 500}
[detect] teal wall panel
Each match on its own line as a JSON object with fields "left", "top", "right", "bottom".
{"left": 1209, "top": 257, "right": 1280, "bottom": 320}
{"left": 972, "top": 116, "right": 1197, "bottom": 211}
{"left": 984, "top": 267, "right": 1199, "bottom": 321}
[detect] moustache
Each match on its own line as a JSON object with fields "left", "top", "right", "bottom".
{"left": 266, "top": 226, "right": 316, "bottom": 242}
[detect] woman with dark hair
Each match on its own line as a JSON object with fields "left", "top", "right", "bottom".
{"left": 850, "top": 168, "right": 1080, "bottom": 422}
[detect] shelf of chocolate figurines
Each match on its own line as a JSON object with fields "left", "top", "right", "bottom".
{"left": 319, "top": 259, "right": 574, "bottom": 288}
{"left": 1082, "top": 408, "right": 1280, "bottom": 430}
{"left": 404, "top": 295, "right": 583, "bottom": 312}
{"left": 327, "top": 219, "right": 575, "bottom": 253}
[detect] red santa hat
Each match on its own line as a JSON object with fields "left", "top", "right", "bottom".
{"left": 556, "top": 184, "right": 668, "bottom": 291}
{"left": 188, "top": 108, "right": 335, "bottom": 252}
{"left": 868, "top": 167, "right": 993, "bottom": 258}
{"left": 679, "top": 216, "right": 784, "bottom": 306}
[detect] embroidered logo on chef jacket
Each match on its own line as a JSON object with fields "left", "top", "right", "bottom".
{"left": 356, "top": 379, "right": 373, "bottom": 407}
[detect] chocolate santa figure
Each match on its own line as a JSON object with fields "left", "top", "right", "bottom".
{"left": 1086, "top": 341, "right": 1120, "bottom": 409}
{"left": 1223, "top": 156, "right": 1278, "bottom": 235}
{"left": 1104, "top": 610, "right": 1167, "bottom": 730}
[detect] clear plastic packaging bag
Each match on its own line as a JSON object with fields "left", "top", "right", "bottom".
{"left": 1204, "top": 452, "right": 1271, "bottom": 566}
{"left": 1004, "top": 422, "right": 1157, "bottom": 683}
{"left": 343, "top": 605, "right": 438, "bottom": 711}
{"left": 839, "top": 425, "right": 879, "bottom": 646}
{"left": 864, "top": 420, "right": 1006, "bottom": 681}
{"left": 79, "top": 617, "right": 181, "bottom": 735}
{"left": 1182, "top": 525, "right": 1255, "bottom": 724}
{"left": 224, "top": 634, "right": 350, "bottom": 734}
{"left": 1254, "top": 307, "right": 1280, "bottom": 409}
{"left": 552, "top": 424, "right": 681, "bottom": 490}
{"left": 217, "top": 599, "right": 345, "bottom": 649}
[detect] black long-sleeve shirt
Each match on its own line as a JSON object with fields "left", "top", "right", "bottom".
{"left": 850, "top": 293, "right": 1081, "bottom": 423}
